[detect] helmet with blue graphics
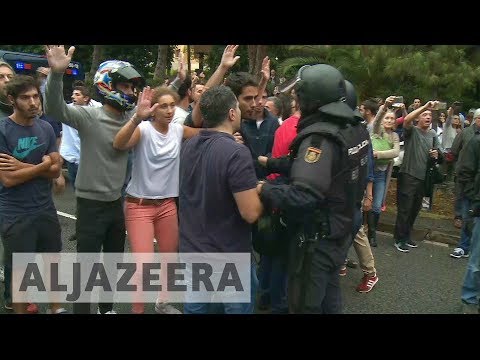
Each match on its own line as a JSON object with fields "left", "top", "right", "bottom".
{"left": 94, "top": 60, "right": 145, "bottom": 111}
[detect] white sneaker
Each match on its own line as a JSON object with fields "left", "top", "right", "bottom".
{"left": 422, "top": 197, "right": 430, "bottom": 209}
{"left": 155, "top": 301, "right": 182, "bottom": 314}
{"left": 46, "top": 308, "right": 69, "bottom": 314}
{"left": 0, "top": 265, "right": 4, "bottom": 283}
{"left": 450, "top": 247, "right": 469, "bottom": 259}
{"left": 97, "top": 309, "right": 117, "bottom": 314}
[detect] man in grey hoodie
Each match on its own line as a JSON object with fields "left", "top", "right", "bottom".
{"left": 44, "top": 45, "right": 146, "bottom": 314}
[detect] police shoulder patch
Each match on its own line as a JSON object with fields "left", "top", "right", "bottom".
{"left": 304, "top": 147, "right": 322, "bottom": 163}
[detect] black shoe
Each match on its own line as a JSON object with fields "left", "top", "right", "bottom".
{"left": 369, "top": 238, "right": 378, "bottom": 247}
{"left": 68, "top": 234, "right": 77, "bottom": 242}
{"left": 395, "top": 242, "right": 409, "bottom": 253}
{"left": 406, "top": 239, "right": 417, "bottom": 248}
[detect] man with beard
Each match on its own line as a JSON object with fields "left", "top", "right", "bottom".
{"left": 0, "top": 75, "right": 66, "bottom": 313}
{"left": 44, "top": 45, "right": 146, "bottom": 314}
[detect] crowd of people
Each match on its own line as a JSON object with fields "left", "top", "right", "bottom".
{"left": 0, "top": 44, "right": 478, "bottom": 314}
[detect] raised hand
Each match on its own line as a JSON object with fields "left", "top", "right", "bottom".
{"left": 135, "top": 86, "right": 159, "bottom": 121}
{"left": 425, "top": 100, "right": 436, "bottom": 110}
{"left": 260, "top": 56, "right": 270, "bottom": 82}
{"left": 220, "top": 45, "right": 240, "bottom": 70}
{"left": 45, "top": 45, "right": 75, "bottom": 73}
{"left": 178, "top": 52, "right": 186, "bottom": 82}
{"left": 447, "top": 106, "right": 454, "bottom": 117}
{"left": 384, "top": 96, "right": 396, "bottom": 108}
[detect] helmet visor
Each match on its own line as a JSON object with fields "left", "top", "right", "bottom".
{"left": 111, "top": 66, "right": 146, "bottom": 90}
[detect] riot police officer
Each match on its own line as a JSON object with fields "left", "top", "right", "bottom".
{"left": 256, "top": 64, "right": 370, "bottom": 313}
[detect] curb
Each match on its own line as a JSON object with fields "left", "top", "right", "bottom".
{"left": 377, "top": 221, "right": 460, "bottom": 246}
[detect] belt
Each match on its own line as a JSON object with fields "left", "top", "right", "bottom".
{"left": 125, "top": 196, "right": 168, "bottom": 206}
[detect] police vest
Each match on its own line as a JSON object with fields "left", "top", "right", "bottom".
{"left": 289, "top": 120, "right": 370, "bottom": 239}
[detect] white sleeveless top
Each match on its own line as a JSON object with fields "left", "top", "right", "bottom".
{"left": 126, "top": 121, "right": 184, "bottom": 199}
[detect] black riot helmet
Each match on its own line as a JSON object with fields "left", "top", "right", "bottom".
{"left": 344, "top": 79, "right": 363, "bottom": 123}
{"left": 294, "top": 64, "right": 354, "bottom": 120}
{"left": 344, "top": 79, "right": 357, "bottom": 110}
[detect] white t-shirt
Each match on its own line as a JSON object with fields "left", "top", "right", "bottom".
{"left": 126, "top": 121, "right": 184, "bottom": 199}
{"left": 172, "top": 106, "right": 190, "bottom": 125}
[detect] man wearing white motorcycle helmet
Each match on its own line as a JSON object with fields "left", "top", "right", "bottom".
{"left": 44, "top": 45, "right": 148, "bottom": 314}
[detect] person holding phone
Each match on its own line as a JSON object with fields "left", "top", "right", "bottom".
{"left": 393, "top": 101, "right": 443, "bottom": 252}
{"left": 366, "top": 96, "right": 400, "bottom": 248}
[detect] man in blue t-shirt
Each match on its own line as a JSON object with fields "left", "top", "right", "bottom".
{"left": 179, "top": 85, "right": 264, "bottom": 314}
{"left": 0, "top": 75, "right": 65, "bottom": 314}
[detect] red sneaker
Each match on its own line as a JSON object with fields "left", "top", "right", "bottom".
{"left": 356, "top": 274, "right": 379, "bottom": 293}
{"left": 26, "top": 303, "right": 39, "bottom": 314}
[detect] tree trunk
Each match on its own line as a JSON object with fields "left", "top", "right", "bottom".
{"left": 187, "top": 45, "right": 191, "bottom": 74}
{"left": 248, "top": 45, "right": 268, "bottom": 79}
{"left": 88, "top": 45, "right": 104, "bottom": 80}
{"left": 248, "top": 45, "right": 257, "bottom": 74}
{"left": 154, "top": 45, "right": 168, "bottom": 83}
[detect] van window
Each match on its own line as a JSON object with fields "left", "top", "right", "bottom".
{"left": 0, "top": 49, "right": 85, "bottom": 102}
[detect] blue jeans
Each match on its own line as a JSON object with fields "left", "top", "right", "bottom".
{"left": 461, "top": 217, "right": 480, "bottom": 305}
{"left": 184, "top": 262, "right": 258, "bottom": 314}
{"left": 65, "top": 160, "right": 78, "bottom": 190}
{"left": 458, "top": 198, "right": 472, "bottom": 252}
{"left": 372, "top": 169, "right": 387, "bottom": 215}
{"left": 257, "top": 255, "right": 288, "bottom": 313}
{"left": 454, "top": 184, "right": 463, "bottom": 219}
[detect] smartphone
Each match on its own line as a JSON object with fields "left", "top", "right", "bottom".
{"left": 433, "top": 102, "right": 447, "bottom": 110}
{"left": 393, "top": 96, "right": 404, "bottom": 104}
{"left": 392, "top": 96, "right": 404, "bottom": 108}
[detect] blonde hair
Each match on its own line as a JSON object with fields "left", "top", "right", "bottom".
{"left": 0, "top": 61, "right": 15, "bottom": 74}
{"left": 152, "top": 86, "right": 179, "bottom": 104}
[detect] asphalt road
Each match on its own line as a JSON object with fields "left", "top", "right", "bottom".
{"left": 0, "top": 184, "right": 471, "bottom": 314}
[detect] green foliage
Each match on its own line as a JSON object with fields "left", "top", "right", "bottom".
{"left": 277, "top": 45, "right": 480, "bottom": 110}
{"left": 102, "top": 45, "right": 159, "bottom": 77}
{"left": 206, "top": 45, "right": 250, "bottom": 75}
{"left": 4, "top": 45, "right": 480, "bottom": 108}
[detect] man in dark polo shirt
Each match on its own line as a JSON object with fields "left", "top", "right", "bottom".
{"left": 179, "top": 85, "right": 264, "bottom": 314}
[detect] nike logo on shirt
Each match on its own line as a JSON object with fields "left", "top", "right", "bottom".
{"left": 12, "top": 137, "right": 45, "bottom": 159}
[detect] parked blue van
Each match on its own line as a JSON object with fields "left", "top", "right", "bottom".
{"left": 0, "top": 49, "right": 85, "bottom": 101}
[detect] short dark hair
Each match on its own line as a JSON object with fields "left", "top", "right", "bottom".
{"left": 199, "top": 85, "right": 238, "bottom": 128}
{"left": 224, "top": 72, "right": 258, "bottom": 98}
{"left": 5, "top": 75, "right": 40, "bottom": 99}
{"left": 177, "top": 76, "right": 192, "bottom": 99}
{"left": 266, "top": 96, "right": 283, "bottom": 116}
{"left": 73, "top": 85, "right": 91, "bottom": 98}
{"left": 361, "top": 99, "right": 379, "bottom": 115}
{"left": 73, "top": 80, "right": 86, "bottom": 87}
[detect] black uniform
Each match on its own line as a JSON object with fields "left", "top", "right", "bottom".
{"left": 260, "top": 113, "right": 370, "bottom": 313}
